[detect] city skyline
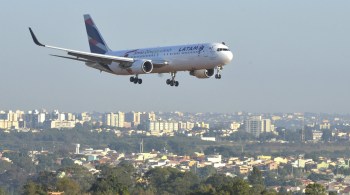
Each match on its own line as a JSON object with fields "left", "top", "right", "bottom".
{"left": 2, "top": 108, "right": 350, "bottom": 115}
{"left": 1, "top": 1, "right": 350, "bottom": 113}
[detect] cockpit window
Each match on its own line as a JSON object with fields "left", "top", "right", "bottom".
{"left": 217, "top": 48, "right": 230, "bottom": 51}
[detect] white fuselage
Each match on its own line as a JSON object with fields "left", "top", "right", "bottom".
{"left": 102, "top": 42, "right": 233, "bottom": 75}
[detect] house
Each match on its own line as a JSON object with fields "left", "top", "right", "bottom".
{"left": 317, "top": 162, "right": 329, "bottom": 170}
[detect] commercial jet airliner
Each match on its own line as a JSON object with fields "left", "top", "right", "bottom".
{"left": 29, "top": 14, "right": 233, "bottom": 87}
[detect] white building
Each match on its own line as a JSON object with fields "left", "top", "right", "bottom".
{"left": 230, "top": 122, "right": 241, "bottom": 130}
{"left": 104, "top": 112, "right": 125, "bottom": 128}
{"left": 125, "top": 111, "right": 141, "bottom": 126}
{"left": 147, "top": 120, "right": 179, "bottom": 136}
{"left": 207, "top": 155, "right": 222, "bottom": 163}
{"left": 46, "top": 120, "right": 76, "bottom": 128}
{"left": 245, "top": 116, "right": 274, "bottom": 137}
{"left": 178, "top": 121, "right": 195, "bottom": 130}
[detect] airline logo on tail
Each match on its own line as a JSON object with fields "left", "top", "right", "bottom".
{"left": 84, "top": 14, "right": 110, "bottom": 54}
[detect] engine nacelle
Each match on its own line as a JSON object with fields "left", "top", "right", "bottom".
{"left": 128, "top": 60, "right": 153, "bottom": 74}
{"left": 190, "top": 69, "right": 215, "bottom": 78}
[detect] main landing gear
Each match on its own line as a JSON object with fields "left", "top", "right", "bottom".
{"left": 130, "top": 75, "right": 142, "bottom": 84}
{"left": 215, "top": 66, "right": 223, "bottom": 79}
{"left": 166, "top": 72, "right": 179, "bottom": 87}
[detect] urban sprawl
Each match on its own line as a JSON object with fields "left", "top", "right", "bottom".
{"left": 1, "top": 110, "right": 350, "bottom": 194}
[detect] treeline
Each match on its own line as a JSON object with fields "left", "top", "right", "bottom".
{"left": 20, "top": 163, "right": 328, "bottom": 195}
{"left": 2, "top": 128, "right": 350, "bottom": 159}
{"left": 0, "top": 129, "right": 214, "bottom": 155}
{"left": 19, "top": 163, "right": 286, "bottom": 195}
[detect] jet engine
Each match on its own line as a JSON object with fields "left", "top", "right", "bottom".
{"left": 127, "top": 60, "right": 153, "bottom": 74}
{"left": 190, "top": 69, "right": 215, "bottom": 78}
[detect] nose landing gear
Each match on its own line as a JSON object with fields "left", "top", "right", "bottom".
{"left": 215, "top": 66, "right": 223, "bottom": 79}
{"left": 166, "top": 72, "right": 179, "bottom": 87}
{"left": 130, "top": 75, "right": 142, "bottom": 84}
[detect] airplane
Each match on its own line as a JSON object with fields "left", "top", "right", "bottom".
{"left": 29, "top": 14, "right": 233, "bottom": 87}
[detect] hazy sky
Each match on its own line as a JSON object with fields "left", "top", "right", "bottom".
{"left": 0, "top": 1, "right": 349, "bottom": 113}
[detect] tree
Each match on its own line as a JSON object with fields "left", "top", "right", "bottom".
{"left": 22, "top": 181, "right": 45, "bottom": 195}
{"left": 307, "top": 173, "right": 332, "bottom": 182}
{"left": 61, "top": 158, "right": 74, "bottom": 167}
{"left": 321, "top": 130, "right": 333, "bottom": 142}
{"left": 145, "top": 167, "right": 199, "bottom": 195}
{"left": 248, "top": 166, "right": 264, "bottom": 186}
{"left": 90, "top": 163, "right": 138, "bottom": 195}
{"left": 2, "top": 152, "right": 35, "bottom": 173}
{"left": 196, "top": 165, "right": 217, "bottom": 179}
{"left": 261, "top": 188, "right": 278, "bottom": 195}
{"left": 205, "top": 174, "right": 234, "bottom": 189}
{"left": 0, "top": 188, "right": 7, "bottom": 195}
{"left": 228, "top": 130, "right": 255, "bottom": 141}
{"left": 32, "top": 171, "right": 57, "bottom": 191}
{"left": 56, "top": 165, "right": 95, "bottom": 193}
{"left": 248, "top": 167, "right": 265, "bottom": 195}
{"left": 259, "top": 132, "right": 278, "bottom": 142}
{"left": 305, "top": 183, "right": 326, "bottom": 195}
{"left": 90, "top": 175, "right": 129, "bottom": 195}
{"left": 189, "top": 183, "right": 216, "bottom": 195}
{"left": 56, "top": 177, "right": 81, "bottom": 195}
{"left": 264, "top": 172, "right": 281, "bottom": 187}
{"left": 278, "top": 186, "right": 290, "bottom": 195}
{"left": 285, "top": 130, "right": 302, "bottom": 142}
{"left": 219, "top": 177, "right": 251, "bottom": 195}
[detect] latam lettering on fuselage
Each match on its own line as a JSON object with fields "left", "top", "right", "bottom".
{"left": 178, "top": 45, "right": 204, "bottom": 52}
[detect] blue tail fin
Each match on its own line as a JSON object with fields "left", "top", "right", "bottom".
{"left": 84, "top": 14, "right": 111, "bottom": 54}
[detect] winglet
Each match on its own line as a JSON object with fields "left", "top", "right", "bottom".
{"left": 29, "top": 27, "right": 45, "bottom": 47}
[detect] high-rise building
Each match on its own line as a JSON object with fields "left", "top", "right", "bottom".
{"left": 140, "top": 112, "right": 156, "bottom": 122}
{"left": 262, "top": 119, "right": 273, "bottom": 133}
{"left": 104, "top": 112, "right": 125, "bottom": 128}
{"left": 117, "top": 111, "right": 125, "bottom": 128}
{"left": 147, "top": 120, "right": 179, "bottom": 136}
{"left": 245, "top": 116, "right": 274, "bottom": 137}
{"left": 65, "top": 113, "right": 75, "bottom": 121}
{"left": 125, "top": 111, "right": 141, "bottom": 126}
{"left": 245, "top": 116, "right": 262, "bottom": 137}
{"left": 319, "top": 120, "right": 331, "bottom": 130}
{"left": 58, "top": 113, "right": 66, "bottom": 121}
{"left": 78, "top": 112, "right": 91, "bottom": 122}
{"left": 38, "top": 113, "right": 46, "bottom": 123}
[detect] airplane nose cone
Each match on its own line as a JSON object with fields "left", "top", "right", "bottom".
{"left": 227, "top": 51, "right": 233, "bottom": 62}
{"left": 222, "top": 51, "right": 233, "bottom": 64}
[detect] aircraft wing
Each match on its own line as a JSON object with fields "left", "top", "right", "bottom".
{"left": 29, "top": 28, "right": 134, "bottom": 65}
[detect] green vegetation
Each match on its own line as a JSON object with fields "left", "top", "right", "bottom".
{"left": 305, "top": 183, "right": 327, "bottom": 195}
{"left": 1, "top": 128, "right": 349, "bottom": 194}
{"left": 18, "top": 163, "right": 271, "bottom": 195}
{"left": 1, "top": 129, "right": 350, "bottom": 158}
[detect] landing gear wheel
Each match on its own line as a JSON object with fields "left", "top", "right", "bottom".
{"left": 130, "top": 75, "right": 143, "bottom": 84}
{"left": 215, "top": 74, "right": 222, "bottom": 79}
{"left": 215, "top": 66, "right": 223, "bottom": 79}
{"left": 166, "top": 72, "right": 179, "bottom": 87}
